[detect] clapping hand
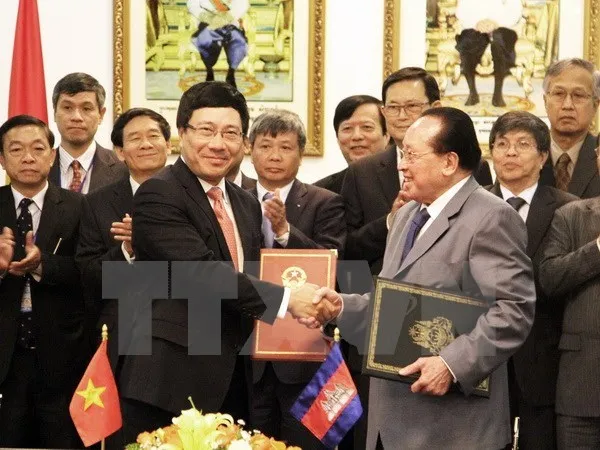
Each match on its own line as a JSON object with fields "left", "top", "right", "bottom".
{"left": 0, "top": 227, "right": 15, "bottom": 272}
{"left": 8, "top": 231, "right": 41, "bottom": 277}
{"left": 111, "top": 213, "right": 133, "bottom": 256}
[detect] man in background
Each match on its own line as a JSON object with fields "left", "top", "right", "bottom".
{"left": 248, "top": 108, "right": 345, "bottom": 448}
{"left": 540, "top": 58, "right": 600, "bottom": 198}
{"left": 50, "top": 72, "right": 128, "bottom": 194}
{"left": 314, "top": 95, "right": 389, "bottom": 194}
{"left": 487, "top": 111, "right": 577, "bottom": 449}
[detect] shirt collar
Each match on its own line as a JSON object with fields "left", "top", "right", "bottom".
{"left": 231, "top": 169, "right": 243, "bottom": 188}
{"left": 59, "top": 141, "right": 97, "bottom": 173}
{"left": 130, "top": 176, "right": 141, "bottom": 195}
{"left": 11, "top": 181, "right": 49, "bottom": 211}
{"left": 422, "top": 176, "right": 470, "bottom": 221}
{"left": 550, "top": 137, "right": 585, "bottom": 167}
{"left": 197, "top": 176, "right": 231, "bottom": 205}
{"left": 499, "top": 182, "right": 538, "bottom": 205}
{"left": 256, "top": 179, "right": 295, "bottom": 204}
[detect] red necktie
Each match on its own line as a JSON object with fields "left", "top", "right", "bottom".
{"left": 69, "top": 160, "right": 83, "bottom": 192}
{"left": 206, "top": 187, "right": 239, "bottom": 271}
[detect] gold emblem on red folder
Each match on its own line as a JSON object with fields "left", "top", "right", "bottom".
{"left": 281, "top": 266, "right": 307, "bottom": 289}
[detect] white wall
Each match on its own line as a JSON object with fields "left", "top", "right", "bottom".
{"left": 0, "top": 0, "right": 385, "bottom": 184}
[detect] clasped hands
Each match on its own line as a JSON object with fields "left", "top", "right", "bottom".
{"left": 0, "top": 226, "right": 42, "bottom": 276}
{"left": 287, "top": 283, "right": 343, "bottom": 328}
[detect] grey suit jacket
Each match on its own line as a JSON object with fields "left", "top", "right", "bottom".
{"left": 338, "top": 176, "right": 536, "bottom": 449}
{"left": 539, "top": 198, "right": 600, "bottom": 417}
{"left": 49, "top": 144, "right": 128, "bottom": 194}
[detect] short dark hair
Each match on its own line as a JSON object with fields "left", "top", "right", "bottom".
{"left": 420, "top": 107, "right": 481, "bottom": 172}
{"left": 249, "top": 109, "right": 307, "bottom": 152}
{"left": 52, "top": 72, "right": 106, "bottom": 111}
{"left": 0, "top": 115, "right": 55, "bottom": 152}
{"left": 333, "top": 95, "right": 387, "bottom": 136}
{"left": 489, "top": 111, "right": 551, "bottom": 154}
{"left": 111, "top": 108, "right": 171, "bottom": 147}
{"left": 176, "top": 81, "right": 250, "bottom": 134}
{"left": 382, "top": 67, "right": 441, "bottom": 105}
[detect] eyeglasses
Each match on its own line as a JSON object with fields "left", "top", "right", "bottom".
{"left": 492, "top": 138, "right": 537, "bottom": 154}
{"left": 400, "top": 149, "right": 435, "bottom": 164}
{"left": 546, "top": 89, "right": 595, "bottom": 105}
{"left": 185, "top": 123, "right": 243, "bottom": 143}
{"left": 383, "top": 102, "right": 430, "bottom": 117}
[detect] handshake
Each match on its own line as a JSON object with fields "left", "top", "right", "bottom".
{"left": 286, "top": 283, "right": 343, "bottom": 329}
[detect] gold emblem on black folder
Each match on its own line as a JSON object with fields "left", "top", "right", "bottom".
{"left": 281, "top": 266, "right": 307, "bottom": 289}
{"left": 408, "top": 317, "right": 455, "bottom": 355}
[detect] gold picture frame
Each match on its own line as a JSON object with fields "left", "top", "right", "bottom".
{"left": 113, "top": 0, "right": 325, "bottom": 155}
{"left": 382, "top": 0, "right": 600, "bottom": 145}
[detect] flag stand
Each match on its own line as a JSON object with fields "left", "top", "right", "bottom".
{"left": 100, "top": 324, "right": 108, "bottom": 450}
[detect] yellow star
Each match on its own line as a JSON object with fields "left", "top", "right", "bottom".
{"left": 76, "top": 379, "right": 106, "bottom": 411}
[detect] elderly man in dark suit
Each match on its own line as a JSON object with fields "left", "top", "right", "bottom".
{"left": 540, "top": 58, "right": 600, "bottom": 198}
{"left": 49, "top": 72, "right": 128, "bottom": 194}
{"left": 539, "top": 154, "right": 600, "bottom": 448}
{"left": 119, "top": 81, "right": 319, "bottom": 442}
{"left": 307, "top": 107, "right": 535, "bottom": 449}
{"left": 0, "top": 115, "right": 87, "bottom": 448}
{"left": 487, "top": 111, "right": 577, "bottom": 449}
{"left": 247, "top": 109, "right": 346, "bottom": 448}
{"left": 76, "top": 108, "right": 172, "bottom": 361}
{"left": 313, "top": 95, "right": 389, "bottom": 195}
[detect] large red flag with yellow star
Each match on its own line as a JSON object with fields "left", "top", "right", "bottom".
{"left": 69, "top": 337, "right": 122, "bottom": 446}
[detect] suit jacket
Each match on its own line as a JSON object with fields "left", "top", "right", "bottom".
{"left": 539, "top": 133, "right": 600, "bottom": 199}
{"left": 75, "top": 176, "right": 133, "bottom": 364}
{"left": 488, "top": 183, "right": 577, "bottom": 406}
{"left": 539, "top": 198, "right": 600, "bottom": 417}
{"left": 338, "top": 176, "right": 535, "bottom": 449}
{"left": 241, "top": 172, "right": 257, "bottom": 190}
{"left": 0, "top": 184, "right": 87, "bottom": 390}
{"left": 49, "top": 144, "right": 129, "bottom": 194}
{"left": 120, "top": 158, "right": 285, "bottom": 414}
{"left": 341, "top": 147, "right": 494, "bottom": 281}
{"left": 313, "top": 167, "right": 348, "bottom": 195}
{"left": 250, "top": 179, "right": 346, "bottom": 384}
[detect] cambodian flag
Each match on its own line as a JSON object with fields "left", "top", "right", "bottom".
{"left": 290, "top": 342, "right": 363, "bottom": 449}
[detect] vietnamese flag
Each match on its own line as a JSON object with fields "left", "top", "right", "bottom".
{"left": 69, "top": 338, "right": 122, "bottom": 447}
{"left": 8, "top": 0, "right": 48, "bottom": 122}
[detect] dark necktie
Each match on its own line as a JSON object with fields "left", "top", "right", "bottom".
{"left": 554, "top": 153, "right": 571, "bottom": 192}
{"left": 15, "top": 198, "right": 33, "bottom": 260}
{"left": 261, "top": 192, "right": 275, "bottom": 248}
{"left": 506, "top": 196, "right": 527, "bottom": 212}
{"left": 401, "top": 208, "right": 430, "bottom": 263}
{"left": 69, "top": 160, "right": 83, "bottom": 192}
{"left": 16, "top": 198, "right": 36, "bottom": 349}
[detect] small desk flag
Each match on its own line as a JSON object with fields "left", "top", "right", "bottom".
{"left": 290, "top": 341, "right": 363, "bottom": 449}
{"left": 69, "top": 329, "right": 122, "bottom": 446}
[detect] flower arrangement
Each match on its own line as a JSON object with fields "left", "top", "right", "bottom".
{"left": 125, "top": 398, "right": 302, "bottom": 450}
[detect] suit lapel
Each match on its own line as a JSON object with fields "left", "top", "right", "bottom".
{"left": 397, "top": 177, "right": 479, "bottom": 274}
{"left": 227, "top": 182, "right": 254, "bottom": 262}
{"left": 173, "top": 159, "right": 232, "bottom": 262}
{"left": 525, "top": 186, "right": 556, "bottom": 257}
{"left": 376, "top": 148, "right": 400, "bottom": 207}
{"left": 569, "top": 134, "right": 598, "bottom": 197}
{"left": 36, "top": 184, "right": 61, "bottom": 252}
{"left": 49, "top": 151, "right": 61, "bottom": 187}
{"left": 284, "top": 179, "right": 306, "bottom": 225}
{"left": 110, "top": 177, "right": 134, "bottom": 219}
{"left": 0, "top": 187, "right": 17, "bottom": 232}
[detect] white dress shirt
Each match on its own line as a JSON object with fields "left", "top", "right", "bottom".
{"left": 59, "top": 142, "right": 96, "bottom": 194}
{"left": 499, "top": 182, "right": 537, "bottom": 222}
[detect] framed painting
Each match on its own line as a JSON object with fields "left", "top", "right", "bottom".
{"left": 113, "top": 0, "right": 325, "bottom": 155}
{"left": 383, "top": 0, "right": 600, "bottom": 148}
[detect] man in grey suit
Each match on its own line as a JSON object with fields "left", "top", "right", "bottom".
{"left": 306, "top": 107, "right": 536, "bottom": 449}
{"left": 49, "top": 73, "right": 128, "bottom": 194}
{"left": 539, "top": 58, "right": 600, "bottom": 198}
{"left": 539, "top": 162, "right": 600, "bottom": 447}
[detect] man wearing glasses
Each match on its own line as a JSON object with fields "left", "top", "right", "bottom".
{"left": 487, "top": 111, "right": 577, "bottom": 449}
{"left": 119, "top": 81, "right": 320, "bottom": 443}
{"left": 540, "top": 58, "right": 600, "bottom": 198}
